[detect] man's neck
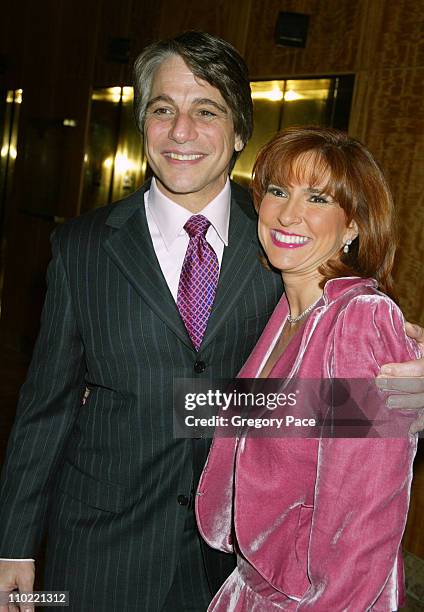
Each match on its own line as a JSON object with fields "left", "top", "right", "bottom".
{"left": 154, "top": 178, "right": 229, "bottom": 212}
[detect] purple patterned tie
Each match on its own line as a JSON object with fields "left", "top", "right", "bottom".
{"left": 177, "top": 215, "right": 219, "bottom": 351}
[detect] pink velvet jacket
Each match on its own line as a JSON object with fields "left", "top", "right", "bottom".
{"left": 196, "top": 278, "right": 420, "bottom": 611}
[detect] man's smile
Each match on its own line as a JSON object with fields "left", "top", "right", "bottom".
{"left": 163, "top": 151, "right": 206, "bottom": 162}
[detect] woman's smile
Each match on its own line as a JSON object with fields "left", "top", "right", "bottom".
{"left": 270, "top": 229, "right": 311, "bottom": 249}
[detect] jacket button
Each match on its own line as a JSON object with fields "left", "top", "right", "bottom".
{"left": 177, "top": 494, "right": 189, "bottom": 506}
{"left": 194, "top": 360, "right": 206, "bottom": 374}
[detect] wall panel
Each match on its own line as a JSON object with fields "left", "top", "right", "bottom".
{"left": 245, "top": 0, "right": 363, "bottom": 77}
{"left": 135, "top": 0, "right": 253, "bottom": 55}
{"left": 373, "top": 1, "right": 424, "bottom": 69}
{"left": 351, "top": 66, "right": 424, "bottom": 324}
{"left": 94, "top": 0, "right": 134, "bottom": 87}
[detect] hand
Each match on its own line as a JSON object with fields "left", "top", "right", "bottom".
{"left": 376, "top": 322, "right": 424, "bottom": 433}
{"left": 0, "top": 561, "right": 35, "bottom": 612}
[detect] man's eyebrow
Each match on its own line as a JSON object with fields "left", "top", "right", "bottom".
{"left": 146, "top": 95, "right": 228, "bottom": 114}
{"left": 146, "top": 94, "right": 174, "bottom": 109}
{"left": 192, "top": 98, "right": 228, "bottom": 113}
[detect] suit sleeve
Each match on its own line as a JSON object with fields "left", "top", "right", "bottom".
{"left": 297, "top": 296, "right": 419, "bottom": 611}
{"left": 0, "top": 228, "right": 86, "bottom": 557}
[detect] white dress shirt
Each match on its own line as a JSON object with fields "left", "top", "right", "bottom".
{"left": 1, "top": 177, "right": 232, "bottom": 563}
{"left": 145, "top": 177, "right": 231, "bottom": 301}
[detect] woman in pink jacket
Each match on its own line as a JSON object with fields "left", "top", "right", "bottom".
{"left": 196, "top": 126, "right": 420, "bottom": 611}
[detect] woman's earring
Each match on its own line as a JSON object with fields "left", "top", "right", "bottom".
{"left": 343, "top": 239, "right": 352, "bottom": 254}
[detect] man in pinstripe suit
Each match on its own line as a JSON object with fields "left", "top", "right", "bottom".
{"left": 1, "top": 30, "right": 424, "bottom": 612}
{"left": 0, "top": 32, "right": 282, "bottom": 611}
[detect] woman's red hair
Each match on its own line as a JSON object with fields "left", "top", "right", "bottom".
{"left": 252, "top": 126, "right": 397, "bottom": 299}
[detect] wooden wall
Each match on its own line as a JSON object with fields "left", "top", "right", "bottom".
{"left": 0, "top": 0, "right": 423, "bottom": 556}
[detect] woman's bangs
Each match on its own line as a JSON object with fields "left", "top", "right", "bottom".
{"left": 268, "top": 149, "right": 338, "bottom": 198}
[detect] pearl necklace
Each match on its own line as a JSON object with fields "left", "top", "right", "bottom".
{"left": 287, "top": 296, "right": 322, "bottom": 325}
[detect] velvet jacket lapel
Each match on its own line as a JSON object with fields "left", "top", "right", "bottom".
{"left": 102, "top": 181, "right": 262, "bottom": 352}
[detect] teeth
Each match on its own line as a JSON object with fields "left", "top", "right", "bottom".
{"left": 166, "top": 153, "right": 203, "bottom": 161}
{"left": 272, "top": 230, "right": 309, "bottom": 245}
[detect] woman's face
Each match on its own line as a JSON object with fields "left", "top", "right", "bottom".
{"left": 258, "top": 159, "right": 357, "bottom": 278}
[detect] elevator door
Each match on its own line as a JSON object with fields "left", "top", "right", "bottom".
{"left": 0, "top": 89, "right": 22, "bottom": 305}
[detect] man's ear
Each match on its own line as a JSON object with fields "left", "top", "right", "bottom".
{"left": 234, "top": 135, "right": 244, "bottom": 152}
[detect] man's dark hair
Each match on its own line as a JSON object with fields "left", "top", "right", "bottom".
{"left": 133, "top": 31, "right": 253, "bottom": 155}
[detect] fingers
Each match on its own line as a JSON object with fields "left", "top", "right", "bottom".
{"left": 0, "top": 562, "right": 16, "bottom": 612}
{"left": 0, "top": 563, "right": 34, "bottom": 612}
{"left": 405, "top": 321, "right": 424, "bottom": 343}
{"left": 15, "top": 566, "right": 34, "bottom": 612}
{"left": 376, "top": 376, "right": 424, "bottom": 394}
{"left": 410, "top": 411, "right": 424, "bottom": 435}
{"left": 385, "top": 393, "right": 424, "bottom": 410}
{"left": 379, "top": 357, "right": 424, "bottom": 378}
{"left": 375, "top": 374, "right": 424, "bottom": 421}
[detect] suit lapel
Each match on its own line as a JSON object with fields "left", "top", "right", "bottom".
{"left": 102, "top": 182, "right": 260, "bottom": 353}
{"left": 200, "top": 188, "right": 260, "bottom": 350}
{"left": 102, "top": 185, "right": 193, "bottom": 349}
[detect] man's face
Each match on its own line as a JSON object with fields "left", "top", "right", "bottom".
{"left": 143, "top": 55, "right": 243, "bottom": 211}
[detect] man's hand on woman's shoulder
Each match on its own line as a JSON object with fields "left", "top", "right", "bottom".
{"left": 376, "top": 321, "right": 424, "bottom": 433}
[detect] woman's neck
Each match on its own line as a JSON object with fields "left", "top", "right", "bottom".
{"left": 281, "top": 271, "right": 324, "bottom": 321}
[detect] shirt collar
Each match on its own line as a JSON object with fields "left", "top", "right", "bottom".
{"left": 147, "top": 177, "right": 231, "bottom": 250}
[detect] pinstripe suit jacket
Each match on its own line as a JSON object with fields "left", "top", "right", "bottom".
{"left": 0, "top": 181, "right": 282, "bottom": 611}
